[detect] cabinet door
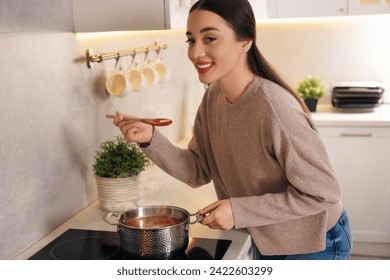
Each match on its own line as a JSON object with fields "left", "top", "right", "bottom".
{"left": 73, "top": 0, "right": 165, "bottom": 32}
{"left": 73, "top": 0, "right": 194, "bottom": 32}
{"left": 165, "top": 0, "right": 198, "bottom": 29}
{"left": 318, "top": 126, "right": 390, "bottom": 243}
{"left": 248, "top": 0, "right": 268, "bottom": 21}
{"left": 348, "top": 0, "right": 390, "bottom": 15}
{"left": 267, "top": 0, "right": 347, "bottom": 18}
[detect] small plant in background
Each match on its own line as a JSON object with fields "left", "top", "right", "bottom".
{"left": 296, "top": 75, "right": 325, "bottom": 112}
{"left": 296, "top": 75, "right": 325, "bottom": 100}
{"left": 92, "top": 136, "right": 149, "bottom": 178}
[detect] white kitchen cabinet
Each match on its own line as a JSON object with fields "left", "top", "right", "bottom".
{"left": 73, "top": 0, "right": 197, "bottom": 32}
{"left": 267, "top": 0, "right": 347, "bottom": 18}
{"left": 248, "top": 0, "right": 269, "bottom": 22}
{"left": 317, "top": 126, "right": 390, "bottom": 246}
{"left": 267, "top": 0, "right": 390, "bottom": 18}
{"left": 348, "top": 0, "right": 390, "bottom": 15}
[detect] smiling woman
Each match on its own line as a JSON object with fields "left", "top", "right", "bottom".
{"left": 110, "top": 0, "right": 352, "bottom": 260}
{"left": 186, "top": 1, "right": 310, "bottom": 109}
{"left": 185, "top": 10, "right": 253, "bottom": 101}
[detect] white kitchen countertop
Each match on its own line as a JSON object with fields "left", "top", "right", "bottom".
{"left": 312, "top": 104, "right": 390, "bottom": 127}
{"left": 14, "top": 165, "right": 252, "bottom": 260}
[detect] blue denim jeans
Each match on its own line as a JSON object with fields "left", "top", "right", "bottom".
{"left": 253, "top": 209, "right": 353, "bottom": 260}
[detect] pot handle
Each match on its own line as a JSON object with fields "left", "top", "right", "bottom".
{"left": 189, "top": 212, "right": 205, "bottom": 224}
{"left": 103, "top": 212, "right": 118, "bottom": 226}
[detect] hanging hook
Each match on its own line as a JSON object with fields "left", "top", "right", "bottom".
{"left": 144, "top": 47, "right": 152, "bottom": 66}
{"left": 113, "top": 55, "right": 121, "bottom": 71}
{"left": 144, "top": 47, "right": 150, "bottom": 61}
{"left": 129, "top": 52, "right": 137, "bottom": 68}
{"left": 155, "top": 47, "right": 161, "bottom": 60}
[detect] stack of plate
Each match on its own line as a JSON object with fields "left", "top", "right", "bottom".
{"left": 332, "top": 81, "right": 384, "bottom": 110}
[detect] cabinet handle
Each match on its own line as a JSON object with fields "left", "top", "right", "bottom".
{"left": 340, "top": 132, "right": 372, "bottom": 137}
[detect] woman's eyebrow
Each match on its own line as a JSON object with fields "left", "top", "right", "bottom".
{"left": 200, "top": 26, "right": 221, "bottom": 33}
{"left": 186, "top": 26, "right": 221, "bottom": 36}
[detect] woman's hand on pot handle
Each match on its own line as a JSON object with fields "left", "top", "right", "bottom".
{"left": 112, "top": 111, "right": 153, "bottom": 144}
{"left": 198, "top": 199, "right": 235, "bottom": 230}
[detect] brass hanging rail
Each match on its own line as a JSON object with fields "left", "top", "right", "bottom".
{"left": 85, "top": 40, "right": 168, "bottom": 68}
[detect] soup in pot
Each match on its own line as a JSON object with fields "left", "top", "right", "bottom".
{"left": 125, "top": 216, "right": 183, "bottom": 229}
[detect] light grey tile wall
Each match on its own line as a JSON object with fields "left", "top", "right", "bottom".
{"left": 0, "top": 29, "right": 203, "bottom": 259}
{"left": 0, "top": 3, "right": 202, "bottom": 259}
{"left": 0, "top": 0, "right": 73, "bottom": 32}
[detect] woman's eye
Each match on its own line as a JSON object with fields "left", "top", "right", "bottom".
{"left": 185, "top": 38, "right": 195, "bottom": 45}
{"left": 205, "top": 37, "right": 217, "bottom": 43}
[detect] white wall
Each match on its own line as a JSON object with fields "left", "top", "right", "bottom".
{"left": 257, "top": 15, "right": 390, "bottom": 104}
{"left": 0, "top": 1, "right": 389, "bottom": 259}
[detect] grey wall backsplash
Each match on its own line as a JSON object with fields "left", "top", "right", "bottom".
{"left": 0, "top": 1, "right": 389, "bottom": 259}
{"left": 0, "top": 0, "right": 74, "bottom": 32}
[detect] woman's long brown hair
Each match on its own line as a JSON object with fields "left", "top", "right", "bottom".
{"left": 190, "top": 0, "right": 310, "bottom": 114}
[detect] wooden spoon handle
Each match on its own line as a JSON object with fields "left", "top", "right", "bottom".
{"left": 106, "top": 114, "right": 143, "bottom": 122}
{"left": 105, "top": 114, "right": 172, "bottom": 126}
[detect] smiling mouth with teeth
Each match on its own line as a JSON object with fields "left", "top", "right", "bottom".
{"left": 196, "top": 62, "right": 215, "bottom": 73}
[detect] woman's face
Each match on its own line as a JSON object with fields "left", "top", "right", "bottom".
{"left": 186, "top": 9, "right": 250, "bottom": 85}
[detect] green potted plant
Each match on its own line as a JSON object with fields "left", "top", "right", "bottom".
{"left": 92, "top": 136, "right": 150, "bottom": 213}
{"left": 296, "top": 75, "right": 325, "bottom": 112}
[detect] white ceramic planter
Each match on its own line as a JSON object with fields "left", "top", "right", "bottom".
{"left": 95, "top": 174, "right": 142, "bottom": 213}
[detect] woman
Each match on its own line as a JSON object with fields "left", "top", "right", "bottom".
{"left": 112, "top": 0, "right": 352, "bottom": 260}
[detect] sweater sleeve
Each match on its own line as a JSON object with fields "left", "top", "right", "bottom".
{"left": 141, "top": 112, "right": 212, "bottom": 188}
{"left": 231, "top": 102, "right": 342, "bottom": 229}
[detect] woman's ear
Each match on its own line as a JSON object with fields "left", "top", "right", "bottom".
{"left": 241, "top": 39, "right": 253, "bottom": 52}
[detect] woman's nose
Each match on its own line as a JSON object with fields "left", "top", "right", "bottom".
{"left": 188, "top": 43, "right": 206, "bottom": 60}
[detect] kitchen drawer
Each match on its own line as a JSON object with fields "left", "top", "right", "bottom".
{"left": 317, "top": 125, "right": 390, "bottom": 251}
{"left": 318, "top": 126, "right": 390, "bottom": 137}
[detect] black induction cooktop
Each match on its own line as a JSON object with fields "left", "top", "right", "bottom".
{"left": 28, "top": 229, "right": 232, "bottom": 260}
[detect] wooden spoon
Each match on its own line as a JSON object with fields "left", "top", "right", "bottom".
{"left": 106, "top": 114, "right": 172, "bottom": 126}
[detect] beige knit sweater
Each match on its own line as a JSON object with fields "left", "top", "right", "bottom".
{"left": 142, "top": 75, "right": 343, "bottom": 255}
